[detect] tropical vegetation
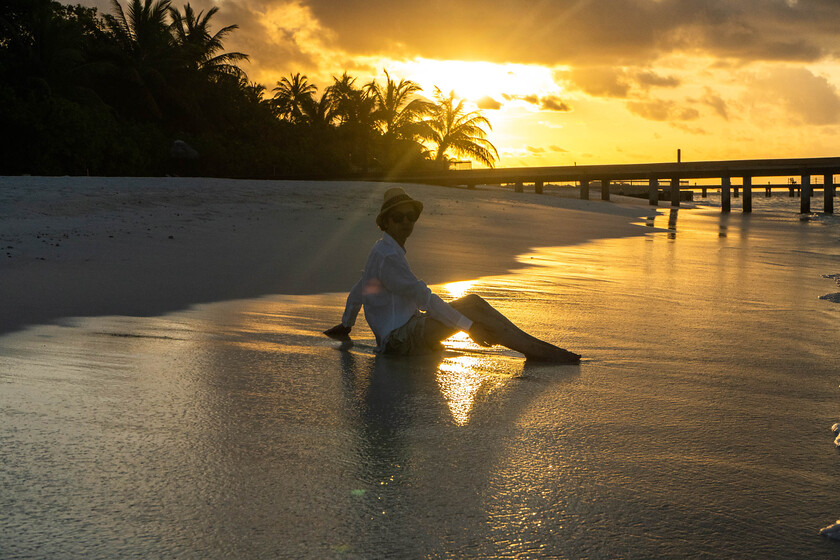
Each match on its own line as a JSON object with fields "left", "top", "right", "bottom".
{"left": 0, "top": 0, "right": 497, "bottom": 177}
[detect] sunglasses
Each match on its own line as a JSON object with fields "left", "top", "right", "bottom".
{"left": 389, "top": 211, "right": 418, "bottom": 224}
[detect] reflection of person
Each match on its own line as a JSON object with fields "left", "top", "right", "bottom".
{"left": 324, "top": 187, "right": 580, "bottom": 362}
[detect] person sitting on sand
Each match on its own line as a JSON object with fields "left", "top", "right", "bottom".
{"left": 324, "top": 187, "right": 580, "bottom": 362}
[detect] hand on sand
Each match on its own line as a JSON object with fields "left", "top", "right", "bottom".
{"left": 323, "top": 324, "right": 352, "bottom": 341}
{"left": 468, "top": 322, "right": 497, "bottom": 348}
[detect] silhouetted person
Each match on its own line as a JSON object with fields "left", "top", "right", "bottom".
{"left": 324, "top": 187, "right": 580, "bottom": 362}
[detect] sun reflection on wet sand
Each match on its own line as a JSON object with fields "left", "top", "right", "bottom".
{"left": 436, "top": 350, "right": 516, "bottom": 426}
{"left": 443, "top": 280, "right": 475, "bottom": 299}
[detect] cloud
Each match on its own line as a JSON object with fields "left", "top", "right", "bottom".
{"left": 549, "top": 145, "right": 568, "bottom": 152}
{"left": 567, "top": 67, "right": 632, "bottom": 98}
{"left": 502, "top": 93, "right": 571, "bottom": 111}
{"left": 540, "top": 95, "right": 572, "bottom": 112}
{"left": 627, "top": 99, "right": 700, "bottom": 121}
{"left": 670, "top": 122, "right": 710, "bottom": 135}
{"left": 477, "top": 96, "right": 502, "bottom": 110}
{"left": 749, "top": 66, "right": 840, "bottom": 125}
{"left": 70, "top": 0, "right": 840, "bottom": 93}
{"left": 564, "top": 66, "right": 682, "bottom": 98}
{"left": 636, "top": 71, "right": 680, "bottom": 89}
{"left": 527, "top": 146, "right": 546, "bottom": 154}
{"left": 300, "top": 0, "right": 840, "bottom": 67}
{"left": 699, "top": 88, "right": 729, "bottom": 120}
{"left": 72, "top": 0, "right": 840, "bottom": 100}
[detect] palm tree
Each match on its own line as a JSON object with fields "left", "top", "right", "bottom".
{"left": 365, "top": 70, "right": 432, "bottom": 143}
{"left": 272, "top": 72, "right": 317, "bottom": 124}
{"left": 327, "top": 72, "right": 377, "bottom": 170}
{"left": 328, "top": 72, "right": 362, "bottom": 124}
{"left": 242, "top": 80, "right": 266, "bottom": 104}
{"left": 421, "top": 88, "right": 499, "bottom": 168}
{"left": 105, "top": 0, "right": 173, "bottom": 61}
{"left": 102, "top": 0, "right": 175, "bottom": 118}
{"left": 301, "top": 90, "right": 337, "bottom": 128}
{"left": 169, "top": 3, "right": 248, "bottom": 80}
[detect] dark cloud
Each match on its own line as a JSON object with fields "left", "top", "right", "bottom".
{"left": 302, "top": 0, "right": 840, "bottom": 66}
{"left": 503, "top": 93, "right": 571, "bottom": 111}
{"left": 69, "top": 0, "right": 840, "bottom": 121}
{"left": 527, "top": 146, "right": 546, "bottom": 154}
{"left": 636, "top": 71, "right": 680, "bottom": 89}
{"left": 540, "top": 96, "right": 572, "bottom": 112}
{"left": 549, "top": 145, "right": 568, "bottom": 152}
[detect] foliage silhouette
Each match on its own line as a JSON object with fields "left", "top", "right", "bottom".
{"left": 0, "top": 1, "right": 498, "bottom": 177}
{"left": 272, "top": 72, "right": 317, "bottom": 125}
{"left": 169, "top": 3, "right": 248, "bottom": 80}
{"left": 422, "top": 87, "right": 499, "bottom": 168}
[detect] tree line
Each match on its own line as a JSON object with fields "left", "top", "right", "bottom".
{"left": 0, "top": 0, "right": 498, "bottom": 178}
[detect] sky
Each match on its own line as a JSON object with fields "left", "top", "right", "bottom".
{"left": 74, "top": 0, "right": 840, "bottom": 168}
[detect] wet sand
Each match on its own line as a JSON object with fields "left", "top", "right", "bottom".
{"left": 3, "top": 179, "right": 840, "bottom": 558}
{"left": 0, "top": 176, "right": 654, "bottom": 335}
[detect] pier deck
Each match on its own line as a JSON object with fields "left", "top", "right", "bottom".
{"left": 385, "top": 157, "right": 840, "bottom": 213}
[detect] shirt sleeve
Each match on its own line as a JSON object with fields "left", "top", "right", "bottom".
{"left": 341, "top": 276, "right": 364, "bottom": 328}
{"left": 379, "top": 254, "right": 473, "bottom": 331}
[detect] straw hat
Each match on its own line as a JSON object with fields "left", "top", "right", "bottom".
{"left": 376, "top": 187, "right": 424, "bottom": 228}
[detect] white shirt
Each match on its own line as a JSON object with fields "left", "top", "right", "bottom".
{"left": 341, "top": 233, "right": 473, "bottom": 349}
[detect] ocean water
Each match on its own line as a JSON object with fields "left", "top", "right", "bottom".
{"left": 1, "top": 195, "right": 839, "bottom": 559}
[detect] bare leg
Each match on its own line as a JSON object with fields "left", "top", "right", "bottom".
{"left": 425, "top": 294, "right": 580, "bottom": 362}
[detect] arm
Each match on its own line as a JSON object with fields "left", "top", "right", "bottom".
{"left": 324, "top": 276, "right": 364, "bottom": 339}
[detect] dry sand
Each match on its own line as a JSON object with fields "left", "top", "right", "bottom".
{"left": 0, "top": 176, "right": 659, "bottom": 335}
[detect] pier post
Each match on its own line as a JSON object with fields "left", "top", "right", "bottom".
{"left": 670, "top": 177, "right": 680, "bottom": 207}
{"left": 766, "top": 186, "right": 771, "bottom": 197}
{"left": 702, "top": 186, "right": 708, "bottom": 197}
{"left": 825, "top": 174, "right": 834, "bottom": 214}
{"left": 535, "top": 181, "right": 544, "bottom": 194}
{"left": 649, "top": 178, "right": 659, "bottom": 205}
{"left": 601, "top": 179, "right": 610, "bottom": 201}
{"left": 801, "top": 175, "right": 811, "bottom": 213}
{"left": 789, "top": 186, "right": 795, "bottom": 197}
{"left": 734, "top": 185, "right": 740, "bottom": 198}
{"left": 743, "top": 176, "right": 752, "bottom": 213}
{"left": 721, "top": 176, "right": 731, "bottom": 213}
{"left": 515, "top": 182, "right": 523, "bottom": 193}
{"left": 581, "top": 179, "right": 589, "bottom": 200}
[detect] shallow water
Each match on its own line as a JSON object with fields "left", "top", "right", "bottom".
{"left": 2, "top": 197, "right": 840, "bottom": 559}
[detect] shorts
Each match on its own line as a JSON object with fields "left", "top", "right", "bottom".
{"left": 382, "top": 314, "right": 444, "bottom": 356}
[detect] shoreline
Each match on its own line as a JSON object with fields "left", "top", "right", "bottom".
{"left": 0, "top": 176, "right": 659, "bottom": 335}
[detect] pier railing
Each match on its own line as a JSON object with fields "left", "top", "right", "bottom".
{"left": 382, "top": 157, "right": 840, "bottom": 214}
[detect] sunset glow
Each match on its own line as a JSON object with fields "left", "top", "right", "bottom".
{"left": 70, "top": 0, "right": 840, "bottom": 168}
{"left": 390, "top": 59, "right": 564, "bottom": 105}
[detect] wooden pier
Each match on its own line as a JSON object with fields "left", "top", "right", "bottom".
{"left": 389, "top": 157, "right": 840, "bottom": 214}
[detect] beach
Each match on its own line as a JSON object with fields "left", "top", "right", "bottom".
{"left": 2, "top": 177, "right": 840, "bottom": 558}
{"left": 0, "top": 177, "right": 652, "bottom": 336}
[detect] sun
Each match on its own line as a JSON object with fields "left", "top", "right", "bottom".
{"left": 386, "top": 58, "right": 565, "bottom": 106}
